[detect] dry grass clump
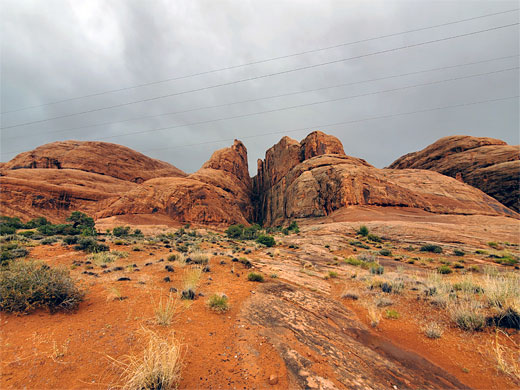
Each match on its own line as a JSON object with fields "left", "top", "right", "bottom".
{"left": 206, "top": 293, "right": 229, "bottom": 313}
{"left": 366, "top": 303, "right": 381, "bottom": 327}
{"left": 493, "top": 330, "right": 520, "bottom": 381}
{"left": 154, "top": 293, "right": 180, "bottom": 326}
{"left": 181, "top": 266, "right": 202, "bottom": 300}
{"left": 0, "top": 260, "right": 84, "bottom": 313}
{"left": 188, "top": 251, "right": 208, "bottom": 265}
{"left": 422, "top": 322, "right": 444, "bottom": 339}
{"left": 88, "top": 250, "right": 128, "bottom": 265}
{"left": 448, "top": 300, "right": 486, "bottom": 331}
{"left": 118, "top": 329, "right": 183, "bottom": 390}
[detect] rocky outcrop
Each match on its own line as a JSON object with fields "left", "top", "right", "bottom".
{"left": 98, "top": 140, "right": 253, "bottom": 225}
{"left": 388, "top": 135, "right": 520, "bottom": 212}
{"left": 254, "top": 132, "right": 517, "bottom": 226}
{"left": 1, "top": 140, "right": 252, "bottom": 225}
{"left": 2, "top": 140, "right": 186, "bottom": 183}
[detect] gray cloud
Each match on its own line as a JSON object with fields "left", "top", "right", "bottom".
{"left": 1, "top": 0, "right": 518, "bottom": 175}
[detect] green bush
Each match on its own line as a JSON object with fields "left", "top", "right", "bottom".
{"left": 357, "top": 225, "right": 369, "bottom": 236}
{"left": 112, "top": 226, "right": 131, "bottom": 237}
{"left": 24, "top": 217, "right": 49, "bottom": 228}
{"left": 367, "top": 234, "right": 382, "bottom": 243}
{"left": 370, "top": 265, "right": 385, "bottom": 275}
{"left": 453, "top": 249, "right": 465, "bottom": 257}
{"left": 437, "top": 265, "right": 452, "bottom": 274}
{"left": 62, "top": 236, "right": 79, "bottom": 245}
{"left": 0, "top": 260, "right": 84, "bottom": 313}
{"left": 225, "top": 224, "right": 244, "bottom": 238}
{"left": 420, "top": 244, "right": 443, "bottom": 254}
{"left": 1, "top": 243, "right": 29, "bottom": 266}
{"left": 207, "top": 294, "right": 229, "bottom": 313}
{"left": 349, "top": 240, "right": 370, "bottom": 249}
{"left": 247, "top": 272, "right": 264, "bottom": 282}
{"left": 74, "top": 238, "right": 109, "bottom": 253}
{"left": 0, "top": 225, "right": 17, "bottom": 235}
{"left": 379, "top": 248, "right": 392, "bottom": 257}
{"left": 256, "top": 235, "right": 275, "bottom": 247}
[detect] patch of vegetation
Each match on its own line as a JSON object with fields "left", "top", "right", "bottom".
{"left": 119, "top": 330, "right": 182, "bottom": 390}
{"left": 448, "top": 300, "right": 485, "bottom": 331}
{"left": 74, "top": 237, "right": 109, "bottom": 253}
{"left": 1, "top": 243, "right": 29, "bottom": 266}
{"left": 488, "top": 242, "right": 499, "bottom": 249}
{"left": 379, "top": 248, "right": 392, "bottom": 257}
{"left": 370, "top": 264, "right": 385, "bottom": 275}
{"left": 181, "top": 266, "right": 202, "bottom": 300}
{"left": 423, "top": 322, "right": 443, "bottom": 339}
{"left": 357, "top": 225, "right": 369, "bottom": 237}
{"left": 367, "top": 234, "right": 382, "bottom": 243}
{"left": 0, "top": 260, "right": 84, "bottom": 313}
{"left": 207, "top": 294, "right": 229, "bottom": 313}
{"left": 247, "top": 272, "right": 264, "bottom": 282}
{"left": 420, "top": 244, "right": 443, "bottom": 254}
{"left": 349, "top": 240, "right": 370, "bottom": 249}
{"left": 385, "top": 309, "right": 400, "bottom": 319}
{"left": 453, "top": 249, "right": 465, "bottom": 257}
{"left": 154, "top": 293, "right": 179, "bottom": 326}
{"left": 256, "top": 235, "right": 275, "bottom": 247}
{"left": 437, "top": 265, "right": 452, "bottom": 274}
{"left": 112, "top": 226, "right": 131, "bottom": 237}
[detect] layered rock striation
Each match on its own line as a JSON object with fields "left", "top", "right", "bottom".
{"left": 388, "top": 135, "right": 520, "bottom": 212}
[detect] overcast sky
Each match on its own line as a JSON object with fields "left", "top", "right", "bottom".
{"left": 1, "top": 0, "right": 518, "bottom": 175}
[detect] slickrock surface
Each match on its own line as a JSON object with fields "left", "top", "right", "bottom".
{"left": 388, "top": 135, "right": 520, "bottom": 212}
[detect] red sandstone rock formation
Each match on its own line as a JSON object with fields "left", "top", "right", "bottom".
{"left": 254, "top": 132, "right": 517, "bottom": 226}
{"left": 388, "top": 136, "right": 520, "bottom": 212}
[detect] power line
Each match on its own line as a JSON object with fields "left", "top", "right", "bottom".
{"left": 138, "top": 95, "right": 519, "bottom": 153}
{"left": 84, "top": 67, "right": 520, "bottom": 142}
{"left": 1, "top": 22, "right": 518, "bottom": 130}
{"left": 2, "top": 8, "right": 518, "bottom": 114}
{"left": 4, "top": 55, "right": 517, "bottom": 141}
{"left": 2, "top": 95, "right": 517, "bottom": 159}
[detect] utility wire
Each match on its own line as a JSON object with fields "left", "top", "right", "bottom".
{"left": 84, "top": 67, "right": 520, "bottom": 142}
{"left": 1, "top": 22, "right": 518, "bottom": 130}
{"left": 2, "top": 7, "right": 517, "bottom": 114}
{"left": 2, "top": 95, "right": 517, "bottom": 158}
{"left": 139, "top": 95, "right": 519, "bottom": 154}
{"left": 4, "top": 55, "right": 517, "bottom": 141}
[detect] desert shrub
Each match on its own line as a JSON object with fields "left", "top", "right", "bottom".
{"left": 437, "top": 265, "right": 452, "bottom": 274}
{"left": 453, "top": 249, "right": 465, "bottom": 257}
{"left": 74, "top": 237, "right": 109, "bottom": 253}
{"left": 420, "top": 244, "right": 443, "bottom": 253}
{"left": 256, "top": 235, "right": 275, "bottom": 247}
{"left": 0, "top": 225, "right": 17, "bottom": 235}
{"left": 0, "top": 216, "right": 24, "bottom": 230}
{"left": 327, "top": 271, "right": 338, "bottom": 278}
{"left": 247, "top": 272, "right": 264, "bottom": 282}
{"left": 423, "top": 322, "right": 443, "bottom": 339}
{"left": 453, "top": 262, "right": 464, "bottom": 269}
{"left": 492, "top": 253, "right": 519, "bottom": 266}
{"left": 367, "top": 304, "right": 381, "bottom": 327}
{"left": 0, "top": 243, "right": 29, "bottom": 266}
{"left": 18, "top": 230, "right": 35, "bottom": 238}
{"left": 370, "top": 264, "right": 385, "bottom": 275}
{"left": 42, "top": 237, "right": 58, "bottom": 245}
{"left": 349, "top": 240, "right": 370, "bottom": 249}
{"left": 225, "top": 224, "right": 244, "bottom": 238}
{"left": 154, "top": 293, "right": 179, "bottom": 326}
{"left": 188, "top": 251, "right": 208, "bottom": 265}
{"left": 357, "top": 225, "right": 369, "bottom": 236}
{"left": 133, "top": 229, "right": 143, "bottom": 237}
{"left": 62, "top": 236, "right": 79, "bottom": 245}
{"left": 367, "top": 234, "right": 382, "bottom": 243}
{"left": 449, "top": 300, "right": 486, "bottom": 331}
{"left": 181, "top": 266, "right": 202, "bottom": 300}
{"left": 344, "top": 257, "right": 363, "bottom": 267}
{"left": 207, "top": 294, "right": 229, "bottom": 313}
{"left": 385, "top": 309, "right": 400, "bottom": 319}
{"left": 379, "top": 248, "right": 392, "bottom": 257}
{"left": 488, "top": 242, "right": 499, "bottom": 249}
{"left": 112, "top": 226, "right": 131, "bottom": 237}
{"left": 287, "top": 221, "right": 300, "bottom": 233}
{"left": 0, "top": 260, "right": 84, "bottom": 313}
{"left": 24, "top": 216, "right": 49, "bottom": 229}
{"left": 120, "top": 330, "right": 182, "bottom": 390}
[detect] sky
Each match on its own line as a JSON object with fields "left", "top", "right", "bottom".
{"left": 1, "top": 0, "right": 518, "bottom": 176}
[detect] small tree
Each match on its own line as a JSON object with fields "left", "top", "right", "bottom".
{"left": 357, "top": 225, "right": 369, "bottom": 236}
{"left": 256, "top": 235, "right": 275, "bottom": 247}
{"left": 225, "top": 224, "right": 244, "bottom": 238}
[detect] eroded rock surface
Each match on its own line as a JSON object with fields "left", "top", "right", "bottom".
{"left": 388, "top": 135, "right": 520, "bottom": 212}
{"left": 254, "top": 132, "right": 517, "bottom": 226}
{"left": 242, "top": 282, "right": 468, "bottom": 389}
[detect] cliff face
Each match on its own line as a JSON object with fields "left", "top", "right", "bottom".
{"left": 98, "top": 140, "right": 253, "bottom": 225}
{"left": 1, "top": 133, "right": 517, "bottom": 225}
{"left": 253, "top": 132, "right": 517, "bottom": 226}
{"left": 388, "top": 136, "right": 520, "bottom": 212}
{"left": 1, "top": 140, "right": 252, "bottom": 225}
